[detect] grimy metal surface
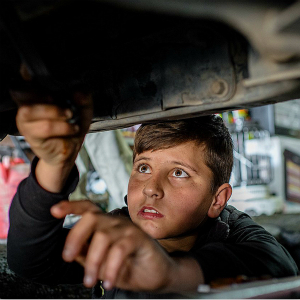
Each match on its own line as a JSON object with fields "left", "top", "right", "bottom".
{"left": 0, "top": 0, "right": 300, "bottom": 135}
{"left": 191, "top": 276, "right": 300, "bottom": 299}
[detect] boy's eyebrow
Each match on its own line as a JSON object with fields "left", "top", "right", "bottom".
{"left": 134, "top": 157, "right": 198, "bottom": 173}
{"left": 134, "top": 156, "right": 151, "bottom": 164}
{"left": 170, "top": 161, "right": 198, "bottom": 173}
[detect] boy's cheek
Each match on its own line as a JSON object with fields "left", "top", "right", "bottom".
{"left": 129, "top": 172, "right": 150, "bottom": 183}
{"left": 127, "top": 184, "right": 140, "bottom": 207}
{"left": 128, "top": 177, "right": 144, "bottom": 194}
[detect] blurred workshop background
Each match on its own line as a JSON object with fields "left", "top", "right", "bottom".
{"left": 1, "top": 99, "right": 300, "bottom": 298}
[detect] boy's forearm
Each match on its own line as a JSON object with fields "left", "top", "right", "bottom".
{"left": 7, "top": 168, "right": 82, "bottom": 285}
{"left": 36, "top": 159, "right": 76, "bottom": 193}
{"left": 164, "top": 256, "right": 204, "bottom": 294}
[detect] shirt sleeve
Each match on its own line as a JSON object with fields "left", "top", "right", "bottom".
{"left": 190, "top": 208, "right": 299, "bottom": 284}
{"left": 7, "top": 157, "right": 85, "bottom": 285}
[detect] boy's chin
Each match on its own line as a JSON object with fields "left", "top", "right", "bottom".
{"left": 139, "top": 223, "right": 166, "bottom": 240}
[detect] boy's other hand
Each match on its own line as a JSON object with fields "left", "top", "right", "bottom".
{"left": 50, "top": 200, "right": 201, "bottom": 294}
{"left": 16, "top": 92, "right": 93, "bottom": 166}
{"left": 16, "top": 92, "right": 93, "bottom": 192}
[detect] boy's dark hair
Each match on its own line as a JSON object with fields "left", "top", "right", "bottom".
{"left": 133, "top": 115, "right": 233, "bottom": 193}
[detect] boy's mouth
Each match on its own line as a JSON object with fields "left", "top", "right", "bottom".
{"left": 138, "top": 206, "right": 164, "bottom": 219}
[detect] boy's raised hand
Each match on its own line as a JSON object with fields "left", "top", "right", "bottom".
{"left": 51, "top": 200, "right": 204, "bottom": 294}
{"left": 16, "top": 92, "right": 93, "bottom": 192}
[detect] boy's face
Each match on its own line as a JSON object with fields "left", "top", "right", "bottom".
{"left": 127, "top": 141, "right": 215, "bottom": 248}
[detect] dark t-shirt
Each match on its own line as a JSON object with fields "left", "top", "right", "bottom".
{"left": 7, "top": 158, "right": 299, "bottom": 298}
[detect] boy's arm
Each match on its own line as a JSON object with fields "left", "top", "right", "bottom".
{"left": 16, "top": 92, "right": 93, "bottom": 192}
{"left": 7, "top": 158, "right": 86, "bottom": 284}
{"left": 7, "top": 91, "right": 93, "bottom": 283}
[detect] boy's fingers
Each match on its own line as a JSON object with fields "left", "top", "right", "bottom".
{"left": 75, "top": 254, "right": 86, "bottom": 268}
{"left": 16, "top": 92, "right": 93, "bottom": 131}
{"left": 83, "top": 232, "right": 112, "bottom": 287}
{"left": 62, "top": 211, "right": 104, "bottom": 262}
{"left": 102, "top": 237, "right": 137, "bottom": 289}
{"left": 50, "top": 200, "right": 101, "bottom": 219}
{"left": 13, "top": 91, "right": 92, "bottom": 119}
{"left": 17, "top": 104, "right": 73, "bottom": 122}
{"left": 19, "top": 119, "right": 79, "bottom": 139}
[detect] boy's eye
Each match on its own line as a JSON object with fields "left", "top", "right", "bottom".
{"left": 138, "top": 164, "right": 150, "bottom": 173}
{"left": 172, "top": 169, "right": 189, "bottom": 178}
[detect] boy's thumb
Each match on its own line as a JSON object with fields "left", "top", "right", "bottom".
{"left": 50, "top": 200, "right": 101, "bottom": 219}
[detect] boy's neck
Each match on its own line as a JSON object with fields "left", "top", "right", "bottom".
{"left": 157, "top": 233, "right": 198, "bottom": 253}
{"left": 156, "top": 217, "right": 211, "bottom": 253}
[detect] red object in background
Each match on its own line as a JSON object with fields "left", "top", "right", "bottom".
{"left": 0, "top": 157, "right": 29, "bottom": 239}
{"left": 0, "top": 164, "right": 10, "bottom": 183}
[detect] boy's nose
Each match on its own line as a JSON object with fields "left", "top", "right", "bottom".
{"left": 143, "top": 176, "right": 164, "bottom": 200}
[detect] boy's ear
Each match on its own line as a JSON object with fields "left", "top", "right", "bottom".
{"left": 207, "top": 183, "right": 232, "bottom": 219}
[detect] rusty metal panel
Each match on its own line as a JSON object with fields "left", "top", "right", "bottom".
{"left": 161, "top": 29, "right": 235, "bottom": 108}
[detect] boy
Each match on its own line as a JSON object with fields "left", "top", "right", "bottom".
{"left": 7, "top": 94, "right": 298, "bottom": 298}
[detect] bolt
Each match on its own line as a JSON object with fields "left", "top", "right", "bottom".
{"left": 210, "top": 79, "right": 228, "bottom": 97}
